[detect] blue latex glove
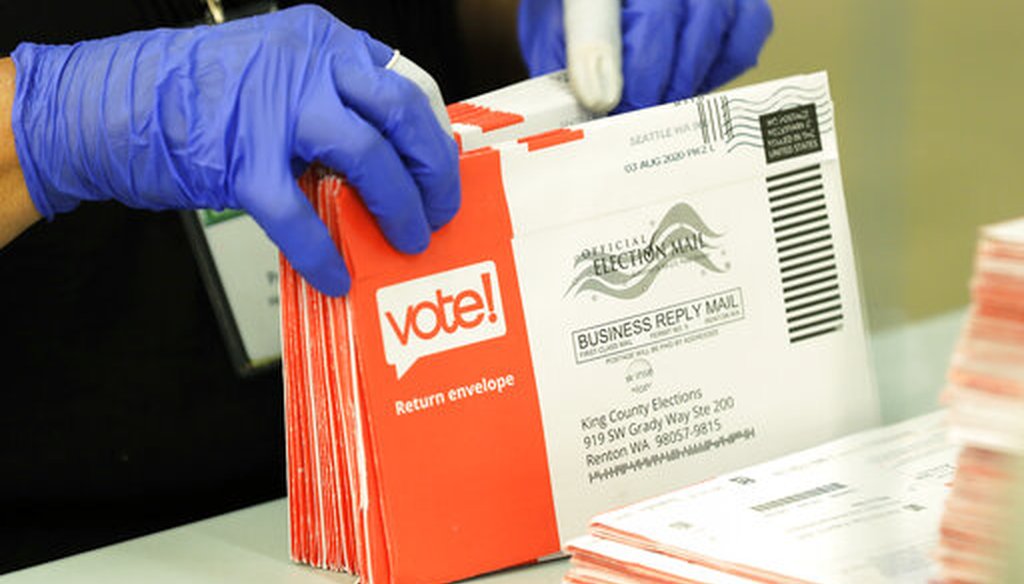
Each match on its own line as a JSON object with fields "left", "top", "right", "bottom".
{"left": 11, "top": 5, "right": 460, "bottom": 297}
{"left": 518, "top": 0, "right": 774, "bottom": 113}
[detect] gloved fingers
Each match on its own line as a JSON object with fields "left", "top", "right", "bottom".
{"left": 698, "top": 0, "right": 773, "bottom": 93}
{"left": 385, "top": 53, "right": 455, "bottom": 137}
{"left": 358, "top": 30, "right": 396, "bottom": 67}
{"left": 404, "top": 130, "right": 460, "bottom": 231}
{"left": 517, "top": 0, "right": 568, "bottom": 76}
{"left": 618, "top": 0, "right": 686, "bottom": 112}
{"left": 240, "top": 164, "right": 351, "bottom": 297}
{"left": 564, "top": 0, "right": 623, "bottom": 114}
{"left": 294, "top": 95, "right": 433, "bottom": 255}
{"left": 664, "top": 0, "right": 735, "bottom": 102}
{"left": 332, "top": 63, "right": 460, "bottom": 231}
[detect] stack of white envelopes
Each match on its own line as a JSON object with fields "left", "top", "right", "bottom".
{"left": 939, "top": 218, "right": 1024, "bottom": 583}
{"left": 566, "top": 412, "right": 957, "bottom": 584}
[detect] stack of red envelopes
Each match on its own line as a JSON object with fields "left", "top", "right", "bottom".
{"left": 939, "top": 218, "right": 1024, "bottom": 583}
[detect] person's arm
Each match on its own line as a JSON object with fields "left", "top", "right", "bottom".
{"left": 5, "top": 6, "right": 459, "bottom": 296}
{"left": 0, "top": 57, "right": 40, "bottom": 248}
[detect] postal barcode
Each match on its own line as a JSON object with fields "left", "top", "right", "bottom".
{"left": 767, "top": 163, "right": 843, "bottom": 343}
{"left": 697, "top": 96, "right": 732, "bottom": 145}
{"left": 750, "top": 482, "right": 847, "bottom": 513}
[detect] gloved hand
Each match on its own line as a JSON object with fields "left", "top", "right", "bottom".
{"left": 10, "top": 5, "right": 459, "bottom": 297}
{"left": 518, "top": 0, "right": 774, "bottom": 114}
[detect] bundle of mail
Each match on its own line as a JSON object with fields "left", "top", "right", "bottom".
{"left": 278, "top": 70, "right": 879, "bottom": 583}
{"left": 939, "top": 218, "right": 1024, "bottom": 583}
{"left": 565, "top": 412, "right": 956, "bottom": 584}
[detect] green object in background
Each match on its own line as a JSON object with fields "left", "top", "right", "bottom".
{"left": 998, "top": 454, "right": 1024, "bottom": 582}
{"left": 738, "top": 0, "right": 1023, "bottom": 331}
{"left": 200, "top": 209, "right": 245, "bottom": 227}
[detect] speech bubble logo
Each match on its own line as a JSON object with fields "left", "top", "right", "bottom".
{"left": 376, "top": 261, "right": 506, "bottom": 378}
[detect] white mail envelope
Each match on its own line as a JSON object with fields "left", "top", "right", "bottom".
{"left": 282, "top": 71, "right": 880, "bottom": 583}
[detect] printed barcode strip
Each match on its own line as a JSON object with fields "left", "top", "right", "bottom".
{"left": 781, "top": 263, "right": 835, "bottom": 285}
{"left": 765, "top": 163, "right": 821, "bottom": 183}
{"left": 775, "top": 214, "right": 827, "bottom": 234}
{"left": 714, "top": 99, "right": 724, "bottom": 142}
{"left": 720, "top": 96, "right": 733, "bottom": 141}
{"left": 782, "top": 273, "right": 837, "bottom": 295}
{"left": 771, "top": 193, "right": 825, "bottom": 214}
{"left": 697, "top": 96, "right": 732, "bottom": 145}
{"left": 785, "top": 293, "right": 841, "bottom": 315}
{"left": 774, "top": 203, "right": 826, "bottom": 225}
{"left": 767, "top": 173, "right": 822, "bottom": 193}
{"left": 776, "top": 223, "right": 829, "bottom": 244}
{"left": 778, "top": 233, "right": 831, "bottom": 254}
{"left": 767, "top": 165, "right": 843, "bottom": 343}
{"left": 780, "top": 251, "right": 834, "bottom": 273}
{"left": 780, "top": 243, "right": 833, "bottom": 264}
{"left": 697, "top": 99, "right": 710, "bottom": 143}
{"left": 784, "top": 283, "right": 839, "bottom": 305}
{"left": 751, "top": 482, "right": 847, "bottom": 513}
{"left": 789, "top": 313, "right": 843, "bottom": 333}
{"left": 769, "top": 184, "right": 823, "bottom": 205}
{"left": 791, "top": 325, "right": 843, "bottom": 343}
{"left": 787, "top": 303, "right": 842, "bottom": 325}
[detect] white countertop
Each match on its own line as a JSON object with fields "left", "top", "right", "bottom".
{"left": 0, "top": 499, "right": 567, "bottom": 584}
{"left": 0, "top": 310, "right": 965, "bottom": 584}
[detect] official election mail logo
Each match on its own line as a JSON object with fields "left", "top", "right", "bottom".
{"left": 376, "top": 261, "right": 506, "bottom": 379}
{"left": 567, "top": 202, "right": 725, "bottom": 300}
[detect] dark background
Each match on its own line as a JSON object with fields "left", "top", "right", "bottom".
{"left": 0, "top": 0, "right": 524, "bottom": 574}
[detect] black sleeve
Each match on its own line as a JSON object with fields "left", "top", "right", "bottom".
{"left": 0, "top": 0, "right": 205, "bottom": 53}
{"left": 2, "top": 0, "right": 274, "bottom": 574}
{"left": 0, "top": 0, "right": 481, "bottom": 574}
